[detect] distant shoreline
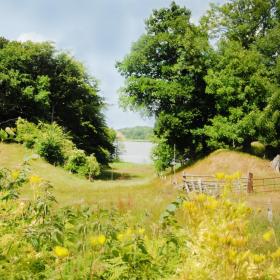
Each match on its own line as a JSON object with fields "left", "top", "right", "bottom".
{"left": 118, "top": 139, "right": 153, "bottom": 143}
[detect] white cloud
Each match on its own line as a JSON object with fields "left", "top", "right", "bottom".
{"left": 17, "top": 32, "right": 49, "bottom": 43}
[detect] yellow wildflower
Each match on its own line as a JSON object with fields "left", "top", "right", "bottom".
{"left": 252, "top": 254, "right": 265, "bottom": 264}
{"left": 263, "top": 230, "right": 274, "bottom": 242}
{"left": 205, "top": 197, "right": 218, "bottom": 211}
{"left": 215, "top": 172, "right": 225, "bottom": 180}
{"left": 138, "top": 228, "right": 145, "bottom": 235}
{"left": 228, "top": 249, "right": 237, "bottom": 261}
{"left": 125, "top": 228, "right": 133, "bottom": 236}
{"left": 220, "top": 235, "right": 233, "bottom": 246}
{"left": 11, "top": 170, "right": 20, "bottom": 180}
{"left": 196, "top": 193, "right": 207, "bottom": 203}
{"left": 271, "top": 248, "right": 280, "bottom": 259}
{"left": 90, "top": 234, "right": 106, "bottom": 246}
{"left": 97, "top": 235, "right": 106, "bottom": 245}
{"left": 54, "top": 246, "right": 69, "bottom": 258}
{"left": 232, "top": 237, "right": 247, "bottom": 247}
{"left": 225, "top": 174, "right": 234, "bottom": 181}
{"left": 233, "top": 171, "right": 241, "bottom": 180}
{"left": 29, "top": 175, "right": 42, "bottom": 184}
{"left": 183, "top": 201, "right": 197, "bottom": 213}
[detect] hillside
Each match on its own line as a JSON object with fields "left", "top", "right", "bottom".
{"left": 118, "top": 126, "right": 153, "bottom": 141}
{"left": 177, "top": 149, "right": 278, "bottom": 178}
{"left": 1, "top": 143, "right": 279, "bottom": 211}
{"left": 0, "top": 143, "right": 180, "bottom": 218}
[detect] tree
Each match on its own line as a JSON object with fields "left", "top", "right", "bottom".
{"left": 117, "top": 0, "right": 280, "bottom": 168}
{"left": 203, "top": 0, "right": 280, "bottom": 153}
{"left": 0, "top": 39, "right": 114, "bottom": 164}
{"left": 202, "top": 0, "right": 279, "bottom": 48}
{"left": 116, "top": 2, "right": 215, "bottom": 170}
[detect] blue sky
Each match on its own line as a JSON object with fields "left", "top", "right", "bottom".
{"left": 0, "top": 0, "right": 225, "bottom": 129}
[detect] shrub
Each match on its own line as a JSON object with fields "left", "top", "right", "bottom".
{"left": 16, "top": 118, "right": 39, "bottom": 148}
{"left": 65, "top": 149, "right": 87, "bottom": 173}
{"left": 65, "top": 149, "right": 100, "bottom": 179}
{"left": 35, "top": 135, "right": 65, "bottom": 165}
{"left": 251, "top": 141, "right": 265, "bottom": 157}
{"left": 14, "top": 119, "right": 101, "bottom": 178}
{"left": 0, "top": 127, "right": 16, "bottom": 142}
{"left": 0, "top": 129, "right": 8, "bottom": 142}
{"left": 82, "top": 155, "right": 100, "bottom": 179}
{"left": 34, "top": 123, "right": 70, "bottom": 165}
{"left": 152, "top": 139, "right": 173, "bottom": 172}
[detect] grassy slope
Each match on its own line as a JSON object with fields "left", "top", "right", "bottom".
{"left": 1, "top": 143, "right": 279, "bottom": 214}
{"left": 1, "top": 143, "right": 279, "bottom": 258}
{"left": 177, "top": 149, "right": 278, "bottom": 178}
{"left": 177, "top": 149, "right": 280, "bottom": 211}
{"left": 0, "top": 143, "right": 176, "bottom": 222}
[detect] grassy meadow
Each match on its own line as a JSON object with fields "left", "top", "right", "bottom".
{"left": 1, "top": 143, "right": 280, "bottom": 279}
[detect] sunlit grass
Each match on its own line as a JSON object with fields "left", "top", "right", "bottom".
{"left": 0, "top": 143, "right": 177, "bottom": 224}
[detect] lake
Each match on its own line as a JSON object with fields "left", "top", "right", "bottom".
{"left": 119, "top": 141, "right": 154, "bottom": 164}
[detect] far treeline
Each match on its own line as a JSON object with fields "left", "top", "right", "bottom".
{"left": 117, "top": 0, "right": 280, "bottom": 171}
{"left": 0, "top": 37, "right": 115, "bottom": 166}
{"left": 118, "top": 126, "right": 153, "bottom": 141}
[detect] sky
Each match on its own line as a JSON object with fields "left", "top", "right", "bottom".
{"left": 0, "top": 0, "right": 225, "bottom": 129}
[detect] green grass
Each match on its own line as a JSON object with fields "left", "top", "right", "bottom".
{"left": 1, "top": 143, "right": 280, "bottom": 254}
{"left": 0, "top": 143, "right": 177, "bottom": 223}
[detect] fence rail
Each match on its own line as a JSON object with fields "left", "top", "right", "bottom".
{"left": 177, "top": 173, "right": 280, "bottom": 195}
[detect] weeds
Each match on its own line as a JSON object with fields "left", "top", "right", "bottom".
{"left": 0, "top": 168, "right": 280, "bottom": 279}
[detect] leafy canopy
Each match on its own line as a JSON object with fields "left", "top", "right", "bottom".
{"left": 117, "top": 0, "right": 280, "bottom": 170}
{"left": 0, "top": 38, "right": 114, "bottom": 164}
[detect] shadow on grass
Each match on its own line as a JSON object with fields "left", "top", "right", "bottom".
{"left": 98, "top": 169, "right": 139, "bottom": 181}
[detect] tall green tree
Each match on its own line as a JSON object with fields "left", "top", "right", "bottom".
{"left": 118, "top": 0, "right": 280, "bottom": 169}
{"left": 0, "top": 39, "right": 114, "bottom": 164}
{"left": 202, "top": 0, "right": 279, "bottom": 48}
{"left": 117, "top": 2, "right": 215, "bottom": 169}
{"left": 203, "top": 0, "right": 280, "bottom": 152}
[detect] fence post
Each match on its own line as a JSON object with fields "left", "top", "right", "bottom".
{"left": 247, "top": 172, "right": 254, "bottom": 193}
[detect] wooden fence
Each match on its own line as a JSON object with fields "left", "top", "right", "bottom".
{"left": 177, "top": 172, "right": 280, "bottom": 195}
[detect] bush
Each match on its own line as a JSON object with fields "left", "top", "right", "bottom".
{"left": 0, "top": 127, "right": 16, "bottom": 142}
{"left": 14, "top": 119, "right": 101, "bottom": 178}
{"left": 34, "top": 123, "right": 70, "bottom": 165}
{"left": 16, "top": 118, "right": 39, "bottom": 148}
{"left": 65, "top": 149, "right": 87, "bottom": 173}
{"left": 65, "top": 149, "right": 100, "bottom": 179}
{"left": 152, "top": 140, "right": 173, "bottom": 172}
{"left": 35, "top": 135, "right": 65, "bottom": 165}
{"left": 82, "top": 155, "right": 100, "bottom": 179}
{"left": 251, "top": 141, "right": 265, "bottom": 157}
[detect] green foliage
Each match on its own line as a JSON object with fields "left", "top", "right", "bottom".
{"left": 15, "top": 119, "right": 101, "bottom": 179}
{"left": 82, "top": 155, "right": 100, "bottom": 179}
{"left": 116, "top": 2, "right": 214, "bottom": 168}
{"left": 250, "top": 141, "right": 266, "bottom": 157}
{"left": 0, "top": 166, "right": 183, "bottom": 279}
{"left": 152, "top": 139, "right": 174, "bottom": 172}
{"left": 118, "top": 126, "right": 153, "bottom": 141}
{"left": 0, "top": 39, "right": 114, "bottom": 164}
{"left": 1, "top": 167, "right": 280, "bottom": 279}
{"left": 117, "top": 0, "right": 280, "bottom": 168}
{"left": 34, "top": 130, "right": 65, "bottom": 165}
{"left": 65, "top": 149, "right": 100, "bottom": 178}
{"left": 16, "top": 118, "right": 39, "bottom": 148}
{"left": 0, "top": 127, "right": 16, "bottom": 143}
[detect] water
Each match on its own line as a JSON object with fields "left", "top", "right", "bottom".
{"left": 119, "top": 141, "right": 154, "bottom": 164}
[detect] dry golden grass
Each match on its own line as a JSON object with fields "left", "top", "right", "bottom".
{"left": 177, "top": 149, "right": 278, "bottom": 178}
{"left": 175, "top": 149, "right": 280, "bottom": 212}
